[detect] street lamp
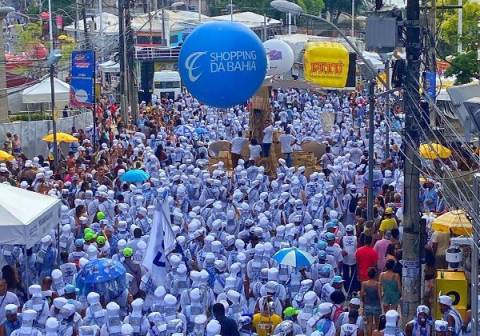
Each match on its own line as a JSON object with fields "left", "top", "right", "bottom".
{"left": 270, "top": 0, "right": 386, "bottom": 221}
{"left": 47, "top": 49, "right": 62, "bottom": 170}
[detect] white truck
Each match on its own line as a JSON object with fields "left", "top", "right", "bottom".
{"left": 152, "top": 70, "right": 182, "bottom": 100}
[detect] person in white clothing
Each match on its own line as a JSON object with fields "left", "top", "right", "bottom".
{"left": 231, "top": 132, "right": 248, "bottom": 167}
{"left": 262, "top": 124, "right": 274, "bottom": 157}
{"left": 278, "top": 129, "right": 295, "bottom": 167}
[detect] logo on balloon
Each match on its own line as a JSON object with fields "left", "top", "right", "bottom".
{"left": 179, "top": 21, "right": 267, "bottom": 108}
{"left": 185, "top": 51, "right": 207, "bottom": 82}
{"left": 263, "top": 39, "right": 294, "bottom": 76}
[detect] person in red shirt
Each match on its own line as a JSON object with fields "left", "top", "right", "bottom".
{"left": 355, "top": 235, "right": 378, "bottom": 282}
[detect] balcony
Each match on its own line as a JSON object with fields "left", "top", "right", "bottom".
{"left": 135, "top": 46, "right": 181, "bottom": 61}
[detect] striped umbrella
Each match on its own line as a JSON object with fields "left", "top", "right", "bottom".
{"left": 272, "top": 247, "right": 315, "bottom": 269}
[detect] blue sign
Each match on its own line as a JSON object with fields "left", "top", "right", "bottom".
{"left": 71, "top": 50, "right": 95, "bottom": 105}
{"left": 179, "top": 21, "right": 267, "bottom": 108}
{"left": 425, "top": 71, "right": 436, "bottom": 101}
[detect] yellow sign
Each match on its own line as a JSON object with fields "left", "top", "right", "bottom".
{"left": 304, "top": 42, "right": 353, "bottom": 88}
{"left": 434, "top": 270, "right": 467, "bottom": 319}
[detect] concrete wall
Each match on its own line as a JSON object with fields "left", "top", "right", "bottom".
{"left": 0, "top": 112, "right": 93, "bottom": 158}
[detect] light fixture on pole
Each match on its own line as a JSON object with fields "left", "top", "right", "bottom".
{"left": 0, "top": 7, "right": 14, "bottom": 123}
{"left": 47, "top": 49, "right": 62, "bottom": 169}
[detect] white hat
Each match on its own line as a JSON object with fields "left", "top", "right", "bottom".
{"left": 434, "top": 320, "right": 448, "bottom": 332}
{"left": 45, "top": 317, "right": 59, "bottom": 330}
{"left": 154, "top": 286, "right": 166, "bottom": 298}
{"left": 28, "top": 284, "right": 42, "bottom": 297}
{"left": 164, "top": 294, "right": 177, "bottom": 306}
{"left": 41, "top": 235, "right": 52, "bottom": 244}
{"left": 349, "top": 298, "right": 361, "bottom": 306}
{"left": 5, "top": 304, "right": 17, "bottom": 314}
{"left": 317, "top": 302, "right": 333, "bottom": 316}
{"left": 22, "top": 309, "right": 37, "bottom": 321}
{"left": 121, "top": 323, "right": 134, "bottom": 336}
{"left": 87, "top": 292, "right": 100, "bottom": 304}
{"left": 206, "top": 320, "right": 221, "bottom": 334}
{"left": 53, "top": 297, "right": 67, "bottom": 309}
{"left": 385, "top": 310, "right": 399, "bottom": 327}
{"left": 106, "top": 302, "right": 120, "bottom": 313}
{"left": 417, "top": 305, "right": 430, "bottom": 315}
{"left": 194, "top": 314, "right": 207, "bottom": 324}
{"left": 438, "top": 295, "right": 453, "bottom": 306}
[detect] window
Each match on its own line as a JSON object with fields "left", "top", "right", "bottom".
{"left": 154, "top": 81, "right": 180, "bottom": 89}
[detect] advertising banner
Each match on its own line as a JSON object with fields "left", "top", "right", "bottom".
{"left": 304, "top": 42, "right": 356, "bottom": 89}
{"left": 179, "top": 21, "right": 267, "bottom": 108}
{"left": 70, "top": 50, "right": 95, "bottom": 106}
{"left": 424, "top": 71, "right": 437, "bottom": 101}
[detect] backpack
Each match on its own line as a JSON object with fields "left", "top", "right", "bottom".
{"left": 349, "top": 194, "right": 358, "bottom": 213}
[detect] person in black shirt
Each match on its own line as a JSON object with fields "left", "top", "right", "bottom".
{"left": 212, "top": 303, "right": 240, "bottom": 336}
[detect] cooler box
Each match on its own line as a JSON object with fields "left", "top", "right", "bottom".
{"left": 434, "top": 270, "right": 467, "bottom": 319}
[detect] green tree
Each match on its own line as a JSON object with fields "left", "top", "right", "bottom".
{"left": 324, "top": 0, "right": 354, "bottom": 23}
{"left": 209, "top": 0, "right": 324, "bottom": 17}
{"left": 444, "top": 50, "right": 479, "bottom": 84}
{"left": 294, "top": 0, "right": 325, "bottom": 16}
{"left": 438, "top": 0, "right": 480, "bottom": 55}
{"left": 16, "top": 22, "right": 43, "bottom": 54}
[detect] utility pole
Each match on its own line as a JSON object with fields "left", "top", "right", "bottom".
{"left": 472, "top": 174, "right": 479, "bottom": 336}
{"left": 125, "top": 0, "right": 139, "bottom": 125}
{"left": 367, "top": 80, "right": 375, "bottom": 221}
{"left": 74, "top": 0, "right": 79, "bottom": 43}
{"left": 81, "top": 0, "right": 90, "bottom": 49}
{"left": 457, "top": 0, "right": 463, "bottom": 53}
{"left": 402, "top": 0, "right": 422, "bottom": 323}
{"left": 118, "top": 0, "right": 128, "bottom": 125}
{"left": 98, "top": 0, "right": 103, "bottom": 61}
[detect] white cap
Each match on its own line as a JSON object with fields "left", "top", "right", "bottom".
{"left": 28, "top": 284, "right": 42, "bottom": 297}
{"left": 121, "top": 324, "right": 134, "bottom": 336}
{"left": 87, "top": 292, "right": 100, "bottom": 304}
{"left": 385, "top": 310, "right": 399, "bottom": 327}
{"left": 106, "top": 302, "right": 120, "bottom": 313}
{"left": 206, "top": 320, "right": 221, "bottom": 334}
{"left": 350, "top": 298, "right": 361, "bottom": 306}
{"left": 22, "top": 309, "right": 37, "bottom": 321}
{"left": 438, "top": 295, "right": 453, "bottom": 306}
{"left": 41, "top": 235, "right": 52, "bottom": 244}
{"left": 434, "top": 320, "right": 448, "bottom": 332}
{"left": 45, "top": 317, "right": 59, "bottom": 330}
{"left": 5, "top": 304, "right": 17, "bottom": 314}
{"left": 317, "top": 302, "right": 333, "bottom": 316}
{"left": 53, "top": 297, "right": 67, "bottom": 309}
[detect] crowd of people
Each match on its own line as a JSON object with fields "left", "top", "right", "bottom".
{"left": 0, "top": 87, "right": 467, "bottom": 336}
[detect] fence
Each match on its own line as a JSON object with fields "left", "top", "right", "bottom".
{"left": 0, "top": 112, "right": 93, "bottom": 158}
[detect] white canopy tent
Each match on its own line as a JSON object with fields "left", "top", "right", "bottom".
{"left": 0, "top": 184, "right": 61, "bottom": 248}
{"left": 22, "top": 77, "right": 71, "bottom": 105}
{"left": 99, "top": 60, "right": 120, "bottom": 73}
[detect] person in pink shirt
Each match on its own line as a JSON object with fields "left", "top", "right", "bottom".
{"left": 374, "top": 231, "right": 392, "bottom": 271}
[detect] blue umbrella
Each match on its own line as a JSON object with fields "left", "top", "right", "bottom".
{"left": 194, "top": 127, "right": 207, "bottom": 135}
{"left": 174, "top": 125, "right": 193, "bottom": 137}
{"left": 76, "top": 258, "right": 127, "bottom": 300}
{"left": 120, "top": 169, "right": 150, "bottom": 183}
{"left": 272, "top": 247, "right": 315, "bottom": 269}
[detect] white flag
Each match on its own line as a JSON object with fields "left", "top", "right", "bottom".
{"left": 142, "top": 193, "right": 176, "bottom": 286}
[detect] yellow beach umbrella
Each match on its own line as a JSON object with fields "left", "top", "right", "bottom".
{"left": 431, "top": 210, "right": 472, "bottom": 235}
{"left": 42, "top": 132, "right": 78, "bottom": 143}
{"left": 0, "top": 150, "right": 13, "bottom": 161}
{"left": 419, "top": 143, "right": 452, "bottom": 160}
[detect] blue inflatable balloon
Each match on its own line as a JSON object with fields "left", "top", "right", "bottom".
{"left": 179, "top": 21, "right": 267, "bottom": 108}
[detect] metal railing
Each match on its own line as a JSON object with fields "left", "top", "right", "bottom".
{"left": 135, "top": 46, "right": 181, "bottom": 61}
